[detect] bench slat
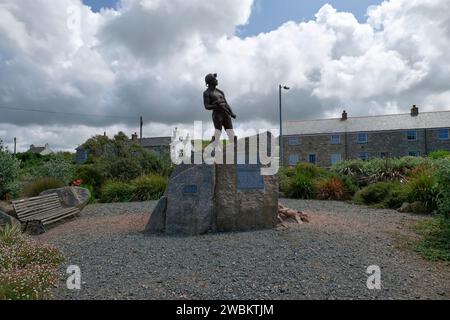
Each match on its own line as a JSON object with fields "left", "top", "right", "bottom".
{"left": 43, "top": 211, "right": 79, "bottom": 226}
{"left": 16, "top": 201, "right": 62, "bottom": 216}
{"left": 15, "top": 200, "right": 62, "bottom": 214}
{"left": 20, "top": 207, "right": 75, "bottom": 222}
{"left": 12, "top": 194, "right": 58, "bottom": 205}
{"left": 34, "top": 207, "right": 78, "bottom": 221}
{"left": 41, "top": 208, "right": 79, "bottom": 222}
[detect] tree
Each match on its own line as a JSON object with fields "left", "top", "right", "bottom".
{"left": 0, "top": 139, "right": 21, "bottom": 198}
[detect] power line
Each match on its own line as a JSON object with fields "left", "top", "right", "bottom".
{"left": 0, "top": 106, "right": 137, "bottom": 119}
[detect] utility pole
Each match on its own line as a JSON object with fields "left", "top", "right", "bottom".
{"left": 14, "top": 137, "right": 16, "bottom": 155}
{"left": 279, "top": 85, "right": 290, "bottom": 166}
{"left": 140, "top": 116, "right": 143, "bottom": 146}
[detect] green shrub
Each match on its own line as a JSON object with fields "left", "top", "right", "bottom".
{"left": 22, "top": 177, "right": 65, "bottom": 197}
{"left": 404, "top": 172, "right": 439, "bottom": 212}
{"left": 339, "top": 175, "right": 359, "bottom": 197}
{"left": 34, "top": 155, "right": 75, "bottom": 184}
{"left": 294, "top": 163, "right": 328, "bottom": 178}
{"left": 315, "top": 176, "right": 348, "bottom": 201}
{"left": 97, "top": 158, "right": 143, "bottom": 182}
{"left": 75, "top": 164, "right": 105, "bottom": 188}
{"left": 100, "top": 181, "right": 135, "bottom": 203}
{"left": 286, "top": 173, "right": 316, "bottom": 199}
{"left": 0, "top": 225, "right": 65, "bottom": 300}
{"left": 382, "top": 186, "right": 409, "bottom": 209}
{"left": 428, "top": 150, "right": 450, "bottom": 160}
{"left": 332, "top": 157, "right": 433, "bottom": 187}
{"left": 140, "top": 151, "right": 173, "bottom": 176}
{"left": 354, "top": 182, "right": 401, "bottom": 206}
{"left": 0, "top": 142, "right": 21, "bottom": 198}
{"left": 131, "top": 174, "right": 167, "bottom": 201}
{"left": 414, "top": 217, "right": 450, "bottom": 261}
{"left": 436, "top": 160, "right": 450, "bottom": 218}
{"left": 80, "top": 184, "right": 96, "bottom": 204}
{"left": 278, "top": 167, "right": 296, "bottom": 194}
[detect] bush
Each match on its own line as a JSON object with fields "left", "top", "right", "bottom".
{"left": 34, "top": 155, "right": 75, "bottom": 184}
{"left": 294, "top": 163, "right": 328, "bottom": 178}
{"left": 286, "top": 173, "right": 316, "bottom": 199}
{"left": 131, "top": 174, "right": 167, "bottom": 201}
{"left": 354, "top": 182, "right": 401, "bottom": 206}
{"left": 0, "top": 142, "right": 21, "bottom": 198}
{"left": 22, "top": 177, "right": 65, "bottom": 197}
{"left": 428, "top": 150, "right": 450, "bottom": 160}
{"left": 75, "top": 164, "right": 105, "bottom": 193}
{"left": 278, "top": 167, "right": 296, "bottom": 194}
{"left": 100, "top": 181, "right": 136, "bottom": 203}
{"left": 404, "top": 172, "right": 439, "bottom": 212}
{"left": 96, "top": 157, "right": 143, "bottom": 182}
{"left": 315, "top": 176, "right": 348, "bottom": 201}
{"left": 332, "top": 157, "right": 433, "bottom": 187}
{"left": 0, "top": 225, "right": 64, "bottom": 299}
{"left": 436, "top": 160, "right": 450, "bottom": 218}
{"left": 140, "top": 151, "right": 173, "bottom": 177}
{"left": 382, "top": 186, "right": 409, "bottom": 209}
{"left": 80, "top": 184, "right": 97, "bottom": 204}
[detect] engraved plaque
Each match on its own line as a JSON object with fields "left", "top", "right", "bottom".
{"left": 183, "top": 185, "right": 198, "bottom": 195}
{"left": 237, "top": 165, "right": 264, "bottom": 190}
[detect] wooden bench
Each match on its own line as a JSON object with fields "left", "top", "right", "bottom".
{"left": 12, "top": 193, "right": 80, "bottom": 234}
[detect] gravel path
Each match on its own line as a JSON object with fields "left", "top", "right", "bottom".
{"left": 38, "top": 200, "right": 450, "bottom": 300}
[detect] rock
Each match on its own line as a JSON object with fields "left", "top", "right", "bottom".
{"left": 145, "top": 196, "right": 167, "bottom": 233}
{"left": 0, "top": 201, "right": 15, "bottom": 216}
{"left": 40, "top": 187, "right": 90, "bottom": 210}
{"left": 0, "top": 210, "right": 21, "bottom": 229}
{"left": 398, "top": 202, "right": 412, "bottom": 213}
{"left": 410, "top": 201, "right": 429, "bottom": 214}
{"left": 165, "top": 164, "right": 216, "bottom": 235}
{"left": 398, "top": 202, "right": 429, "bottom": 214}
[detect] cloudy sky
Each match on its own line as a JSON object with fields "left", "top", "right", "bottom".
{"left": 1, "top": 0, "right": 449, "bottom": 152}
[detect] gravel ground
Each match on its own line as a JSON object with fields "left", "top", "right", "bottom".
{"left": 38, "top": 200, "right": 450, "bottom": 300}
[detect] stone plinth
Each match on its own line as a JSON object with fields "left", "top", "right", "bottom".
{"left": 146, "top": 163, "right": 278, "bottom": 236}
{"left": 145, "top": 133, "right": 278, "bottom": 236}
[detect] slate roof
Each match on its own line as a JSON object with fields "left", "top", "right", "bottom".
{"left": 140, "top": 137, "right": 172, "bottom": 147}
{"left": 284, "top": 111, "right": 450, "bottom": 136}
{"left": 27, "top": 146, "right": 45, "bottom": 154}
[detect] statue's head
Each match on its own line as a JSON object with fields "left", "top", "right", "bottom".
{"left": 205, "top": 73, "right": 218, "bottom": 87}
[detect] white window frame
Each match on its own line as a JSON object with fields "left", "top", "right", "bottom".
{"left": 357, "top": 133, "right": 368, "bottom": 144}
{"left": 331, "top": 135, "right": 341, "bottom": 145}
{"left": 289, "top": 154, "right": 300, "bottom": 166}
{"left": 407, "top": 130, "right": 417, "bottom": 141}
{"left": 288, "top": 137, "right": 300, "bottom": 146}
{"left": 331, "top": 154, "right": 342, "bottom": 165}
{"left": 438, "top": 129, "right": 450, "bottom": 140}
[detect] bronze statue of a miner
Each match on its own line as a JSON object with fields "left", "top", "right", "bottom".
{"left": 203, "top": 73, "right": 236, "bottom": 146}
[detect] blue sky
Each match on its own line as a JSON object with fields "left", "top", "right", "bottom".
{"left": 83, "top": 0, "right": 384, "bottom": 37}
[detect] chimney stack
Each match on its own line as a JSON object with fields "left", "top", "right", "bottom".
{"left": 341, "top": 110, "right": 348, "bottom": 121}
{"left": 411, "top": 105, "right": 419, "bottom": 116}
{"left": 30, "top": 144, "right": 35, "bottom": 149}
{"left": 131, "top": 133, "right": 138, "bottom": 141}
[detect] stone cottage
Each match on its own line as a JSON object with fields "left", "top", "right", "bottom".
{"left": 283, "top": 106, "right": 450, "bottom": 167}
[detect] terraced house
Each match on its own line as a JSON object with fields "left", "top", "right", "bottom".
{"left": 283, "top": 106, "right": 450, "bottom": 168}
